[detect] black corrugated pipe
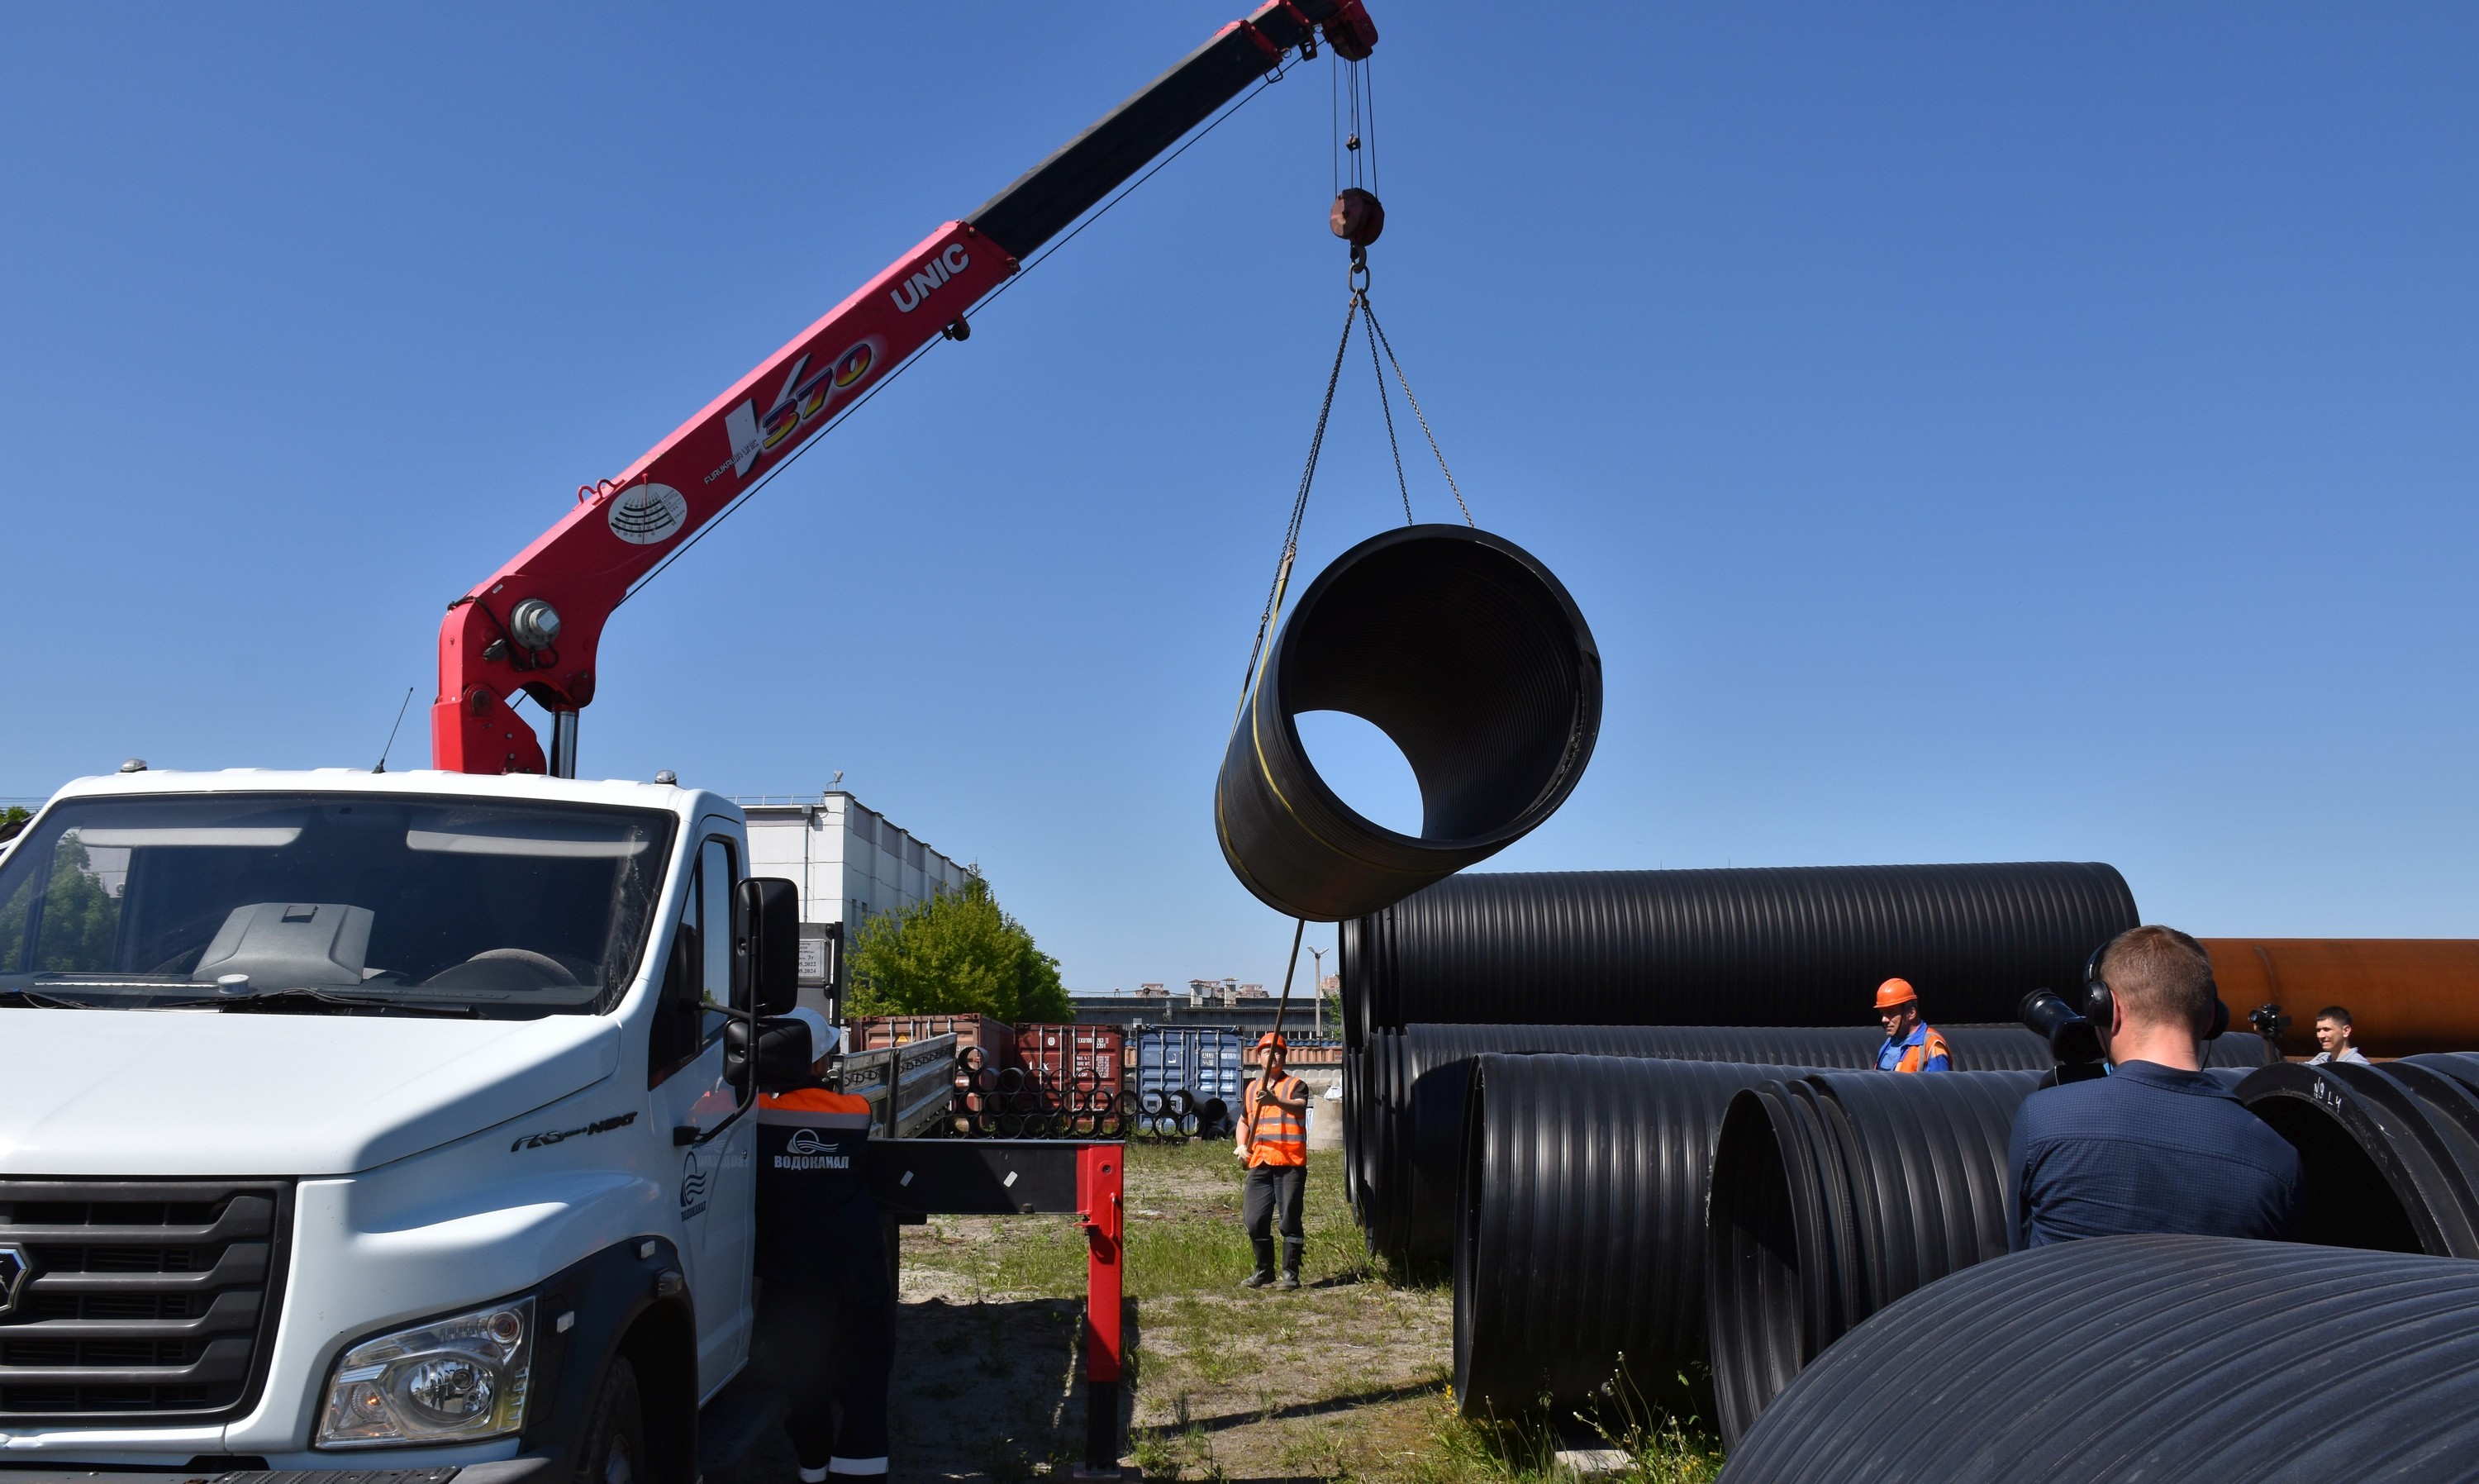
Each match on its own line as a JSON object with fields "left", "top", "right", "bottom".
{"left": 1718, "top": 1235, "right": 2479, "bottom": 1483}
{"left": 1215, "top": 526, "right": 1601, "bottom": 923}
{"left": 2234, "top": 1059, "right": 2479, "bottom": 1258}
{"left": 1704, "top": 1069, "right": 2041, "bottom": 1447}
{"left": 1339, "top": 863, "right": 2138, "bottom": 1049}
{"left": 1450, "top": 1054, "right": 1817, "bottom": 1419}
{"left": 1379, "top": 1024, "right": 2056, "bottom": 1268}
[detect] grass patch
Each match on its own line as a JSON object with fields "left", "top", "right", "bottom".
{"left": 897, "top": 1134, "right": 1722, "bottom": 1481}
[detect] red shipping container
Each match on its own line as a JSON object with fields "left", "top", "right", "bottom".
{"left": 1011, "top": 1024, "right": 1125, "bottom": 1096}
{"left": 849, "top": 1014, "right": 1015, "bottom": 1070}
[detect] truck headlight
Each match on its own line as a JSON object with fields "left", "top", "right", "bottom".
{"left": 317, "top": 1296, "right": 535, "bottom": 1447}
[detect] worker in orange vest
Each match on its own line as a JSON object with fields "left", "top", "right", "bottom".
{"left": 1874, "top": 978, "right": 1952, "bottom": 1073}
{"left": 751, "top": 1007, "right": 892, "bottom": 1483}
{"left": 1237, "top": 1032, "right": 1311, "bottom": 1290}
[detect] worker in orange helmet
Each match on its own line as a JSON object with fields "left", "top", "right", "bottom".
{"left": 1874, "top": 978, "right": 1952, "bottom": 1073}
{"left": 1237, "top": 1032, "right": 1311, "bottom": 1290}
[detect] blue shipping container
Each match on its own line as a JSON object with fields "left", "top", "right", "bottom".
{"left": 1132, "top": 1025, "right": 1247, "bottom": 1134}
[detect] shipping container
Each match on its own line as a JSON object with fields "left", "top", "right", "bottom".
{"left": 848, "top": 1013, "right": 1015, "bottom": 1070}
{"left": 1013, "top": 1023, "right": 1127, "bottom": 1093}
{"left": 1130, "top": 1025, "right": 1244, "bottom": 1137}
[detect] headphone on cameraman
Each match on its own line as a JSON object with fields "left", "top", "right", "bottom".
{"left": 2083, "top": 928, "right": 2229, "bottom": 1042}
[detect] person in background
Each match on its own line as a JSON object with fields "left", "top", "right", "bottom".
{"left": 2008, "top": 926, "right": 2301, "bottom": 1249}
{"left": 1874, "top": 978, "right": 1951, "bottom": 1073}
{"left": 1237, "top": 1032, "right": 1311, "bottom": 1290}
{"left": 2310, "top": 1006, "right": 2372, "bottom": 1065}
{"left": 753, "top": 1007, "right": 892, "bottom": 1484}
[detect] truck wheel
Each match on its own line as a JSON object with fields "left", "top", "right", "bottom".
{"left": 573, "top": 1354, "right": 648, "bottom": 1484}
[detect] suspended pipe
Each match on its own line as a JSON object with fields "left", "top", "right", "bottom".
{"left": 1215, "top": 526, "right": 1602, "bottom": 923}
{"left": 1449, "top": 1054, "right": 1817, "bottom": 1419}
{"left": 1339, "top": 862, "right": 2139, "bottom": 1049}
{"left": 1704, "top": 1069, "right": 2042, "bottom": 1447}
{"left": 1718, "top": 1235, "right": 2479, "bottom": 1483}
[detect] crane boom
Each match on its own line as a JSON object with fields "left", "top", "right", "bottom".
{"left": 433, "top": 1, "right": 1377, "bottom": 774}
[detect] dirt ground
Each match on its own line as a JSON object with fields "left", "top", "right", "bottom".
{"left": 730, "top": 1139, "right": 1715, "bottom": 1484}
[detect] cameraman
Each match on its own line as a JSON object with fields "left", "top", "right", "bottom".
{"left": 2007, "top": 925, "right": 2300, "bottom": 1249}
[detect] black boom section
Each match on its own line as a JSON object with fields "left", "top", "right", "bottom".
{"left": 967, "top": 4, "right": 1330, "bottom": 259}
{"left": 865, "top": 1139, "right": 1086, "bottom": 1216}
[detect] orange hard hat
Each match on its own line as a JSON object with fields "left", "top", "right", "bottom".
{"left": 1874, "top": 978, "right": 1917, "bottom": 1011}
{"left": 1255, "top": 1032, "right": 1288, "bottom": 1051}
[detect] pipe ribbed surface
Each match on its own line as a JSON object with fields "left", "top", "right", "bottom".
{"left": 1340, "top": 863, "right": 2138, "bottom": 1048}
{"left": 1450, "top": 1054, "right": 1814, "bottom": 1418}
{"left": 1377, "top": 1023, "right": 2055, "bottom": 1267}
{"left": 1720, "top": 1235, "right": 2479, "bottom": 1484}
{"left": 2234, "top": 1059, "right": 2479, "bottom": 1258}
{"left": 1705, "top": 1069, "right": 2041, "bottom": 1447}
{"left": 1215, "top": 525, "right": 1601, "bottom": 923}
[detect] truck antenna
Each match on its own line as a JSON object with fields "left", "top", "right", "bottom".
{"left": 374, "top": 687, "right": 415, "bottom": 773}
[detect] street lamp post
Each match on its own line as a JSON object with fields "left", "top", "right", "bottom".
{"left": 1309, "top": 944, "right": 1328, "bottom": 1038}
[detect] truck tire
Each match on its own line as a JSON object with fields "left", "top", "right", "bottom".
{"left": 573, "top": 1354, "right": 648, "bottom": 1484}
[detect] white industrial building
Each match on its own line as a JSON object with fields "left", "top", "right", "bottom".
{"left": 740, "top": 791, "right": 974, "bottom": 925}
{"left": 740, "top": 792, "right": 974, "bottom": 1016}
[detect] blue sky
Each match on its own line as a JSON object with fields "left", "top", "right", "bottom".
{"left": 4, "top": 5, "right": 2475, "bottom": 993}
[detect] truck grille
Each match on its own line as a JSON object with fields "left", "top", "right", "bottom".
{"left": 0, "top": 1179, "right": 293, "bottom": 1423}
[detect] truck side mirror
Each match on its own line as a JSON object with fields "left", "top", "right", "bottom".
{"left": 726, "top": 1016, "right": 817, "bottom": 1092}
{"left": 737, "top": 876, "right": 802, "bottom": 1017}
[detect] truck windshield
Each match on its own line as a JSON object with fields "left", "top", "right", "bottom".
{"left": 0, "top": 793, "right": 674, "bottom": 1016}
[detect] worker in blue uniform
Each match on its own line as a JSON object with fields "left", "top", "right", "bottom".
{"left": 2007, "top": 926, "right": 2301, "bottom": 1249}
{"left": 1873, "top": 979, "right": 1951, "bottom": 1072}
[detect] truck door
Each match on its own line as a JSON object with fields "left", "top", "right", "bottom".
{"left": 649, "top": 830, "right": 758, "bottom": 1391}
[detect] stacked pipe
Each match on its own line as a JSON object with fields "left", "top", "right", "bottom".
{"left": 1719, "top": 1235, "right": 2479, "bottom": 1483}
{"left": 1702, "top": 1069, "right": 2043, "bottom": 1444}
{"left": 1450, "top": 1054, "right": 1815, "bottom": 1418}
{"left": 2232, "top": 1054, "right": 2479, "bottom": 1257}
{"left": 1340, "top": 862, "right": 2141, "bottom": 1048}
{"left": 1368, "top": 1022, "right": 2063, "bottom": 1267}
{"left": 950, "top": 1056, "right": 1130, "bottom": 1139}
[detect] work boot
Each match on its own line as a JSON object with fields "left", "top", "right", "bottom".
{"left": 1240, "top": 1238, "right": 1276, "bottom": 1289}
{"left": 1278, "top": 1242, "right": 1304, "bottom": 1290}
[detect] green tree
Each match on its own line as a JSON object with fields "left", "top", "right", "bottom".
{"left": 0, "top": 829, "right": 121, "bottom": 973}
{"left": 846, "top": 876, "right": 1069, "bottom": 1023}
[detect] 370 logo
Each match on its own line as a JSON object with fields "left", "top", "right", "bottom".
{"left": 716, "top": 333, "right": 887, "bottom": 482}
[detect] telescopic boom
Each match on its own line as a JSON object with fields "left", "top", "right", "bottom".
{"left": 432, "top": 2, "right": 1378, "bottom": 774}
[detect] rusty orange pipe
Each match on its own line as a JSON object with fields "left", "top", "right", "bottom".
{"left": 2199, "top": 939, "right": 2479, "bottom": 1058}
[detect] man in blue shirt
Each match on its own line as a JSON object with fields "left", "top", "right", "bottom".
{"left": 2007, "top": 925, "right": 2301, "bottom": 1249}
{"left": 1873, "top": 978, "right": 1951, "bottom": 1073}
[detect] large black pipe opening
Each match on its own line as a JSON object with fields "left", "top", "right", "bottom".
{"left": 1216, "top": 525, "right": 1601, "bottom": 922}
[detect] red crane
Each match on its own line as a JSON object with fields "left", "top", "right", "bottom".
{"left": 432, "top": 2, "right": 1378, "bottom": 775}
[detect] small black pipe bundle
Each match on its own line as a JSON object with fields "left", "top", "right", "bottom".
{"left": 1340, "top": 862, "right": 2139, "bottom": 1047}
{"left": 2235, "top": 1055, "right": 2479, "bottom": 1258}
{"left": 1373, "top": 1023, "right": 2058, "bottom": 1267}
{"left": 1450, "top": 1054, "right": 1817, "bottom": 1418}
{"left": 1719, "top": 1235, "right": 2479, "bottom": 1483}
{"left": 1704, "top": 1069, "right": 2042, "bottom": 1446}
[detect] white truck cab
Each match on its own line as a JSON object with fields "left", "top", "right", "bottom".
{"left": 0, "top": 767, "right": 805, "bottom": 1484}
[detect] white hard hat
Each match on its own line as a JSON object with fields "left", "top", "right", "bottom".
{"left": 786, "top": 1006, "right": 839, "bottom": 1057}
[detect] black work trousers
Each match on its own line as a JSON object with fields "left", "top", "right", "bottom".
{"left": 1243, "top": 1163, "right": 1306, "bottom": 1268}
{"left": 754, "top": 1196, "right": 893, "bottom": 1476}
